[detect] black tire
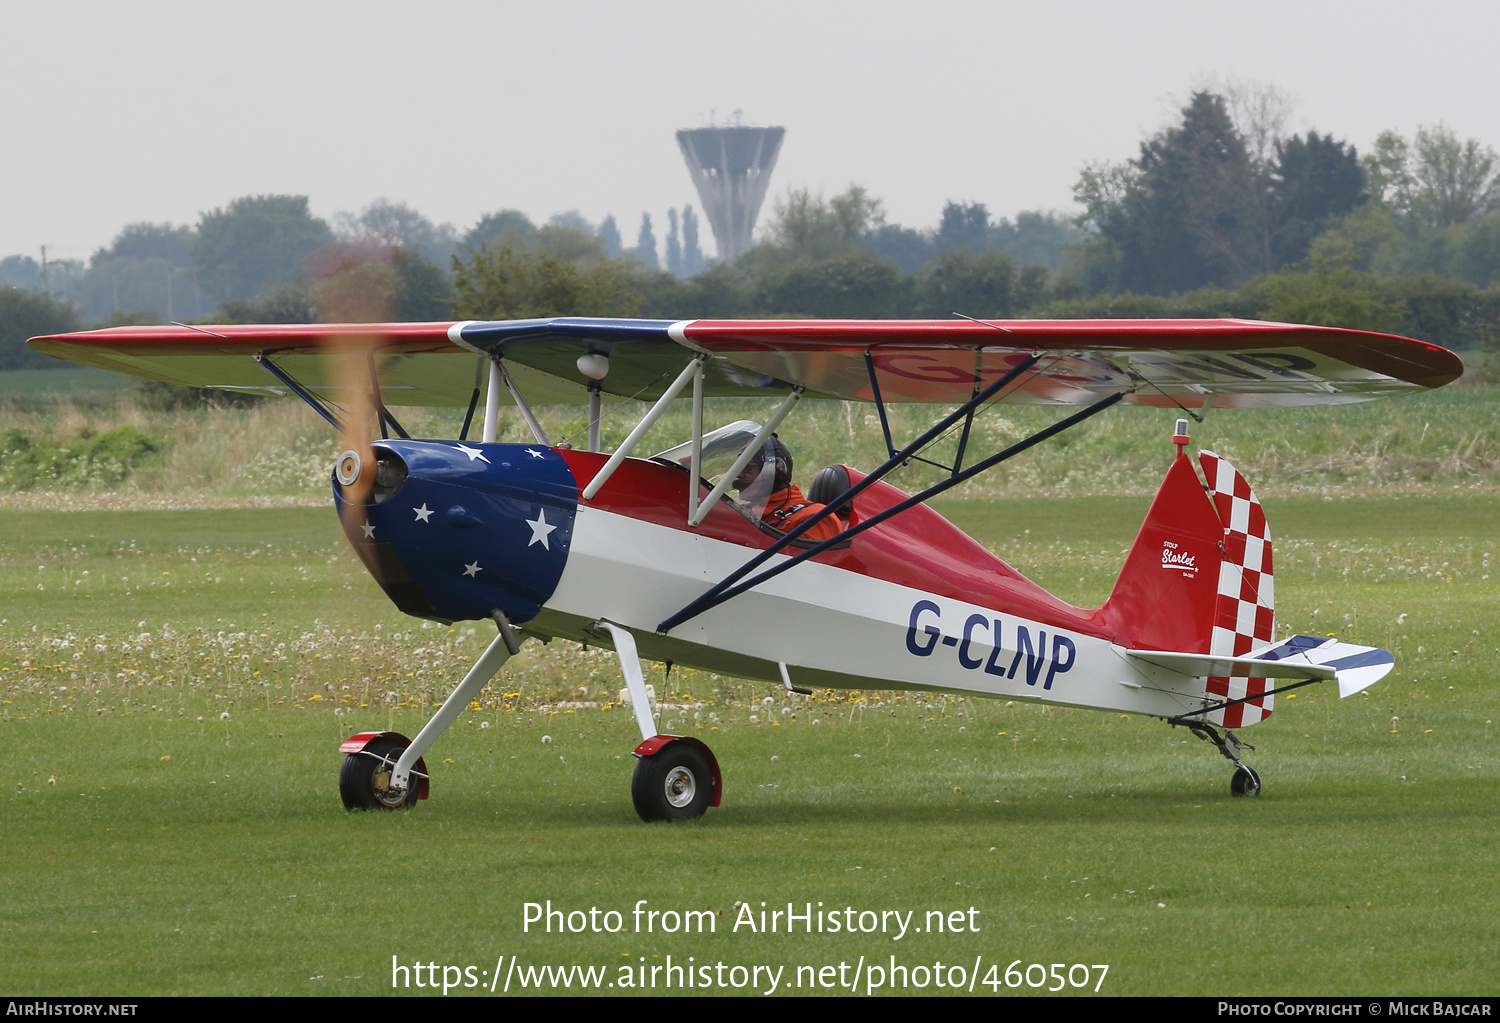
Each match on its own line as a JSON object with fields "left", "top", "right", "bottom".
{"left": 1230, "top": 764, "right": 1261, "bottom": 798}
{"left": 632, "top": 743, "right": 713, "bottom": 822}
{"left": 340, "top": 736, "right": 420, "bottom": 810}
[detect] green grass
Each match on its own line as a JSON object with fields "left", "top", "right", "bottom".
{"left": 0, "top": 366, "right": 133, "bottom": 403}
{"left": 2, "top": 381, "right": 1498, "bottom": 503}
{"left": 1, "top": 495, "right": 1496, "bottom": 996}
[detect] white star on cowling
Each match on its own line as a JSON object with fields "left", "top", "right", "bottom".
{"left": 413, "top": 504, "right": 434, "bottom": 523}
{"left": 455, "top": 443, "right": 490, "bottom": 463}
{"left": 361, "top": 521, "right": 376, "bottom": 539}
{"left": 526, "top": 509, "right": 557, "bottom": 549}
{"left": 525, "top": 448, "right": 545, "bottom": 459}
{"left": 463, "top": 561, "right": 482, "bottom": 578}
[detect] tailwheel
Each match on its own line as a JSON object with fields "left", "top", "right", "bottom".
{"left": 1172, "top": 718, "right": 1261, "bottom": 799}
{"left": 340, "top": 736, "right": 420, "bottom": 810}
{"left": 632, "top": 742, "right": 714, "bottom": 822}
{"left": 1230, "top": 764, "right": 1262, "bottom": 798}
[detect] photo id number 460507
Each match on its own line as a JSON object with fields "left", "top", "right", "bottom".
{"left": 987, "top": 962, "right": 1109, "bottom": 992}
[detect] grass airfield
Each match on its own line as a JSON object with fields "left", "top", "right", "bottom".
{"left": 1, "top": 494, "right": 1496, "bottom": 996}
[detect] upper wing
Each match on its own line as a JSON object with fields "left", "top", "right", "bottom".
{"left": 26, "top": 321, "right": 484, "bottom": 407}
{"left": 669, "top": 318, "right": 1464, "bottom": 407}
{"left": 29, "top": 316, "right": 1463, "bottom": 408}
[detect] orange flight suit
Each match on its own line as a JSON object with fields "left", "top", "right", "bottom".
{"left": 762, "top": 485, "right": 843, "bottom": 543}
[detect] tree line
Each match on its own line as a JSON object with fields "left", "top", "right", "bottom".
{"left": 4, "top": 84, "right": 1499, "bottom": 375}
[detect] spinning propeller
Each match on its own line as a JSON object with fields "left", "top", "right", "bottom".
{"left": 331, "top": 340, "right": 379, "bottom": 528}
{"left": 314, "top": 246, "right": 400, "bottom": 538}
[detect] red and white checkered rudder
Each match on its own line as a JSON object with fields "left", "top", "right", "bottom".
{"left": 1198, "top": 451, "right": 1275, "bottom": 728}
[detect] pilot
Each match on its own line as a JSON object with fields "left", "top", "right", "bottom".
{"left": 733, "top": 436, "right": 844, "bottom": 543}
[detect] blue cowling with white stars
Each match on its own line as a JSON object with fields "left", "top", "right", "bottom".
{"left": 333, "top": 440, "right": 578, "bottom": 624}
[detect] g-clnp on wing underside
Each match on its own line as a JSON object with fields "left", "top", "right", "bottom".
{"left": 28, "top": 316, "right": 1462, "bottom": 819}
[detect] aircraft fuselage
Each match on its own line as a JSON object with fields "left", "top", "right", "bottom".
{"left": 337, "top": 440, "right": 1217, "bottom": 720}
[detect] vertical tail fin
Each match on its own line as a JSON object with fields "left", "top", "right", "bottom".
{"left": 1199, "top": 451, "right": 1276, "bottom": 727}
{"left": 1104, "top": 427, "right": 1278, "bottom": 728}
{"left": 1102, "top": 443, "right": 1226, "bottom": 654}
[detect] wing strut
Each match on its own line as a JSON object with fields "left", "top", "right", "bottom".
{"left": 254, "top": 352, "right": 342, "bottom": 431}
{"left": 494, "top": 360, "right": 549, "bottom": 445}
{"left": 951, "top": 349, "right": 985, "bottom": 476}
{"left": 366, "top": 353, "right": 410, "bottom": 440}
{"left": 582, "top": 357, "right": 707, "bottom": 501}
{"left": 658, "top": 382, "right": 1125, "bottom": 635}
{"left": 254, "top": 350, "right": 410, "bottom": 439}
{"left": 864, "top": 350, "right": 899, "bottom": 461}
{"left": 459, "top": 355, "right": 485, "bottom": 442}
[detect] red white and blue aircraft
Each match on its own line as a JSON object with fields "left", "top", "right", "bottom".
{"left": 30, "top": 317, "right": 1463, "bottom": 820}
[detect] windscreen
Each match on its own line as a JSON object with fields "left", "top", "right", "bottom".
{"left": 654, "top": 421, "right": 777, "bottom": 524}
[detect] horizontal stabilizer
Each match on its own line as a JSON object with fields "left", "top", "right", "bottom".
{"left": 1128, "top": 634, "right": 1393, "bottom": 699}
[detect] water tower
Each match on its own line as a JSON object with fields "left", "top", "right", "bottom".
{"left": 676, "top": 122, "right": 785, "bottom": 263}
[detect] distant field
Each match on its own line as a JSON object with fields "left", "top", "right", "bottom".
{"left": 0, "top": 366, "right": 134, "bottom": 401}
{"left": 1, "top": 375, "right": 1498, "bottom": 503}
{"left": 1, "top": 495, "right": 1494, "bottom": 996}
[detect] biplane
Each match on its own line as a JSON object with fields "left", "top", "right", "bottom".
{"left": 29, "top": 317, "right": 1463, "bottom": 820}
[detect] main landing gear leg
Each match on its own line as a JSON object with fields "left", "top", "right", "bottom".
{"left": 340, "top": 610, "right": 520, "bottom": 810}
{"left": 593, "top": 621, "right": 720, "bottom": 822}
{"left": 1174, "top": 719, "right": 1261, "bottom": 798}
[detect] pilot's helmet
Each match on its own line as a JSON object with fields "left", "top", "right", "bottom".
{"left": 768, "top": 436, "right": 793, "bottom": 490}
{"left": 734, "top": 435, "right": 794, "bottom": 492}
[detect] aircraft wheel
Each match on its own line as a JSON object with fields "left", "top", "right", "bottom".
{"left": 340, "top": 736, "right": 420, "bottom": 810}
{"left": 1230, "top": 764, "right": 1261, "bottom": 798}
{"left": 632, "top": 743, "right": 713, "bottom": 822}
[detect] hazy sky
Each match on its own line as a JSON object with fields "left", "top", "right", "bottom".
{"left": 4, "top": 0, "right": 1496, "bottom": 262}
